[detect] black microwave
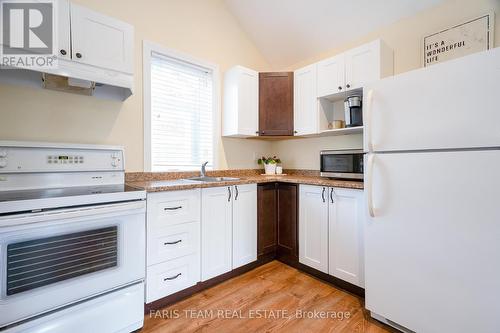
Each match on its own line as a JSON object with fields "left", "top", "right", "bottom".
{"left": 320, "top": 149, "right": 364, "bottom": 180}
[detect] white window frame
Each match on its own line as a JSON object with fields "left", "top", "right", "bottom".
{"left": 143, "top": 40, "right": 220, "bottom": 172}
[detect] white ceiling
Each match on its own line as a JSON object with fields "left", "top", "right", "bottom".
{"left": 225, "top": 0, "right": 443, "bottom": 68}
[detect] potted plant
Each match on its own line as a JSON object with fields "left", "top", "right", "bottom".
{"left": 257, "top": 156, "right": 281, "bottom": 175}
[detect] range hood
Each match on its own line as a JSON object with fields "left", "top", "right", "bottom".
{"left": 42, "top": 73, "right": 96, "bottom": 96}
{"left": 0, "top": 58, "right": 133, "bottom": 101}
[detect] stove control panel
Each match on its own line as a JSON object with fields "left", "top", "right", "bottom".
{"left": 0, "top": 142, "right": 124, "bottom": 173}
{"left": 0, "top": 149, "right": 7, "bottom": 169}
{"left": 47, "top": 155, "right": 85, "bottom": 164}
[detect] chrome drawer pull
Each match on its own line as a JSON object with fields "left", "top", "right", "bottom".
{"left": 164, "top": 273, "right": 182, "bottom": 281}
{"left": 164, "top": 239, "right": 182, "bottom": 245}
{"left": 164, "top": 206, "right": 182, "bottom": 211}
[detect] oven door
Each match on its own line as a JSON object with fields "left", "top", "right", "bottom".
{"left": 0, "top": 201, "right": 146, "bottom": 328}
{"left": 320, "top": 151, "right": 364, "bottom": 179}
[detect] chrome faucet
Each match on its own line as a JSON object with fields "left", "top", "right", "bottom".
{"left": 200, "top": 161, "right": 209, "bottom": 177}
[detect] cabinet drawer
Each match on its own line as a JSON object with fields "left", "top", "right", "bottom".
{"left": 146, "top": 254, "right": 200, "bottom": 303}
{"left": 147, "top": 222, "right": 200, "bottom": 266}
{"left": 147, "top": 189, "right": 200, "bottom": 229}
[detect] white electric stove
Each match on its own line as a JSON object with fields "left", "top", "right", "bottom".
{"left": 0, "top": 141, "right": 146, "bottom": 333}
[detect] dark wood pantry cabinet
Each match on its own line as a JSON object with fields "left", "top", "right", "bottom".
{"left": 276, "top": 183, "right": 298, "bottom": 261}
{"left": 258, "top": 72, "right": 294, "bottom": 136}
{"left": 257, "top": 183, "right": 298, "bottom": 263}
{"left": 257, "top": 183, "right": 277, "bottom": 256}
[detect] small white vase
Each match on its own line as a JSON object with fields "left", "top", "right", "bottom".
{"left": 264, "top": 163, "right": 276, "bottom": 175}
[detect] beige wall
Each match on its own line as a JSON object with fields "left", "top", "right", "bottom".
{"left": 274, "top": 0, "right": 500, "bottom": 170}
{"left": 1, "top": 0, "right": 498, "bottom": 172}
{"left": 0, "top": 0, "right": 273, "bottom": 172}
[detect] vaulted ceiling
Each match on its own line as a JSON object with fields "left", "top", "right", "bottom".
{"left": 225, "top": 0, "right": 444, "bottom": 68}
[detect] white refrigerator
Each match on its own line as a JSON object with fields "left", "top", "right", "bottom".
{"left": 363, "top": 47, "right": 500, "bottom": 333}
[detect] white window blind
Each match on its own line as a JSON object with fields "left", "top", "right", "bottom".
{"left": 150, "top": 51, "right": 214, "bottom": 171}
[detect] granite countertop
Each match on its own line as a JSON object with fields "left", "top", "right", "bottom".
{"left": 126, "top": 170, "right": 363, "bottom": 192}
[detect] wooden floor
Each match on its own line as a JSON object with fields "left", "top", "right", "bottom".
{"left": 142, "top": 261, "right": 394, "bottom": 333}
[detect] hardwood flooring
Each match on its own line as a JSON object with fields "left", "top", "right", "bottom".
{"left": 141, "top": 261, "right": 394, "bottom": 333}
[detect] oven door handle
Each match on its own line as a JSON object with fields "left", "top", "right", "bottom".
{"left": 0, "top": 201, "right": 146, "bottom": 229}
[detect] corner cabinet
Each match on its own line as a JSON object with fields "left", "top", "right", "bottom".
{"left": 276, "top": 183, "right": 298, "bottom": 260}
{"left": 257, "top": 183, "right": 277, "bottom": 257}
{"left": 223, "top": 66, "right": 259, "bottom": 137}
{"left": 201, "top": 184, "right": 257, "bottom": 281}
{"left": 316, "top": 39, "right": 393, "bottom": 97}
{"left": 299, "top": 185, "right": 365, "bottom": 287}
{"left": 259, "top": 72, "right": 294, "bottom": 136}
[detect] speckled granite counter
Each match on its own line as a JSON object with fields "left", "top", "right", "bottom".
{"left": 126, "top": 169, "right": 363, "bottom": 192}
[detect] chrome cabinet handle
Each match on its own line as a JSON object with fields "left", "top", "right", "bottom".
{"left": 164, "top": 206, "right": 182, "bottom": 211}
{"left": 322, "top": 187, "right": 326, "bottom": 203}
{"left": 330, "top": 188, "right": 335, "bottom": 203}
{"left": 235, "top": 185, "right": 239, "bottom": 200}
{"left": 164, "top": 273, "right": 182, "bottom": 281}
{"left": 228, "top": 186, "right": 231, "bottom": 202}
{"left": 164, "top": 239, "right": 182, "bottom": 245}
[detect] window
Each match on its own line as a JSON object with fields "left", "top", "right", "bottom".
{"left": 144, "top": 42, "right": 218, "bottom": 171}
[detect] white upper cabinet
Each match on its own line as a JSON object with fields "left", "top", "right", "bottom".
{"left": 70, "top": 4, "right": 134, "bottom": 74}
{"left": 299, "top": 185, "right": 329, "bottom": 273}
{"left": 294, "top": 64, "right": 318, "bottom": 136}
{"left": 317, "top": 54, "right": 345, "bottom": 97}
{"left": 316, "top": 39, "right": 393, "bottom": 97}
{"left": 232, "top": 184, "right": 257, "bottom": 269}
{"left": 345, "top": 40, "right": 393, "bottom": 91}
{"left": 223, "top": 66, "right": 259, "bottom": 137}
{"left": 56, "top": 0, "right": 71, "bottom": 61}
{"left": 328, "top": 188, "right": 364, "bottom": 287}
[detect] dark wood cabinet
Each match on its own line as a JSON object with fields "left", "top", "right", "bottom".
{"left": 277, "top": 183, "right": 298, "bottom": 259}
{"left": 257, "top": 183, "right": 298, "bottom": 263}
{"left": 257, "top": 183, "right": 277, "bottom": 256}
{"left": 259, "top": 72, "right": 294, "bottom": 136}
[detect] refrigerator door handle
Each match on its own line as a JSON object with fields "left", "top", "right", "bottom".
{"left": 366, "top": 89, "right": 374, "bottom": 152}
{"left": 367, "top": 154, "right": 375, "bottom": 217}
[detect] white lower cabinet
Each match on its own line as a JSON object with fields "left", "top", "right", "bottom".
{"left": 146, "top": 254, "right": 200, "bottom": 303}
{"left": 328, "top": 188, "right": 364, "bottom": 287}
{"left": 201, "top": 186, "right": 233, "bottom": 281}
{"left": 232, "top": 184, "right": 257, "bottom": 268}
{"left": 146, "top": 189, "right": 201, "bottom": 303}
{"left": 299, "top": 185, "right": 365, "bottom": 287}
{"left": 299, "top": 185, "right": 329, "bottom": 273}
{"left": 145, "top": 184, "right": 257, "bottom": 301}
{"left": 201, "top": 184, "right": 257, "bottom": 281}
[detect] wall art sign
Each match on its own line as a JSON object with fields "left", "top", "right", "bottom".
{"left": 423, "top": 13, "right": 494, "bottom": 67}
